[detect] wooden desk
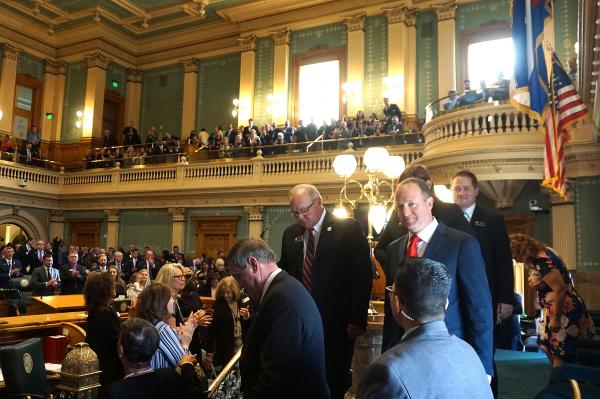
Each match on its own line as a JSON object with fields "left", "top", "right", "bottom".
{"left": 0, "top": 312, "right": 88, "bottom": 347}
{"left": 27, "top": 295, "right": 85, "bottom": 315}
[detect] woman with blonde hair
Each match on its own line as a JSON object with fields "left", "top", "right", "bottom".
{"left": 126, "top": 269, "right": 149, "bottom": 299}
{"left": 509, "top": 233, "right": 598, "bottom": 367}
{"left": 205, "top": 276, "right": 251, "bottom": 370}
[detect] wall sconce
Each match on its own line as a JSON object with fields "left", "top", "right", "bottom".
{"left": 383, "top": 75, "right": 403, "bottom": 104}
{"left": 232, "top": 99, "right": 239, "bottom": 118}
{"left": 75, "top": 110, "right": 83, "bottom": 129}
{"left": 341, "top": 81, "right": 362, "bottom": 104}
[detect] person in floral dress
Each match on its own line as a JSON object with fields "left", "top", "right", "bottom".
{"left": 510, "top": 233, "right": 598, "bottom": 367}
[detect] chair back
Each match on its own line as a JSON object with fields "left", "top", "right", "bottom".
{"left": 0, "top": 337, "right": 48, "bottom": 398}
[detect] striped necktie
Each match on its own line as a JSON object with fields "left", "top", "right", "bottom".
{"left": 302, "top": 228, "right": 315, "bottom": 291}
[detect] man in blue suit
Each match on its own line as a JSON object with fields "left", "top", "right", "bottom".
{"left": 382, "top": 178, "right": 494, "bottom": 378}
{"left": 357, "top": 258, "right": 492, "bottom": 399}
{"left": 0, "top": 246, "right": 23, "bottom": 288}
{"left": 227, "top": 238, "right": 330, "bottom": 399}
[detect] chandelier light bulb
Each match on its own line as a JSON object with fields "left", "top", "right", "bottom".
{"left": 434, "top": 185, "right": 454, "bottom": 203}
{"left": 383, "top": 155, "right": 406, "bottom": 179}
{"left": 363, "top": 147, "right": 389, "bottom": 172}
{"left": 369, "top": 204, "right": 387, "bottom": 234}
{"left": 333, "top": 154, "right": 357, "bottom": 178}
{"left": 333, "top": 204, "right": 349, "bottom": 219}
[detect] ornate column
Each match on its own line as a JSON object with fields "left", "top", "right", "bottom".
{"left": 238, "top": 35, "right": 257, "bottom": 124}
{"left": 550, "top": 191, "right": 577, "bottom": 270}
{"left": 104, "top": 209, "right": 120, "bottom": 249}
{"left": 343, "top": 13, "right": 366, "bottom": 116}
{"left": 168, "top": 207, "right": 186, "bottom": 249}
{"left": 270, "top": 28, "right": 291, "bottom": 125}
{"left": 404, "top": 10, "right": 418, "bottom": 117}
{"left": 0, "top": 44, "right": 23, "bottom": 134}
{"left": 245, "top": 206, "right": 264, "bottom": 238}
{"left": 84, "top": 52, "right": 109, "bottom": 143}
{"left": 181, "top": 59, "right": 199, "bottom": 137}
{"left": 384, "top": 7, "right": 407, "bottom": 110}
{"left": 49, "top": 210, "right": 65, "bottom": 241}
{"left": 41, "top": 60, "right": 68, "bottom": 145}
{"left": 435, "top": 3, "right": 457, "bottom": 98}
{"left": 125, "top": 68, "right": 143, "bottom": 130}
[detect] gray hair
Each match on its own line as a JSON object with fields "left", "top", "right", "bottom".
{"left": 289, "top": 184, "right": 322, "bottom": 202}
{"left": 226, "top": 238, "right": 276, "bottom": 269}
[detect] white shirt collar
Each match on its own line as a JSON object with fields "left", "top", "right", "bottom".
{"left": 260, "top": 268, "right": 282, "bottom": 302}
{"left": 414, "top": 217, "right": 439, "bottom": 244}
{"left": 463, "top": 203, "right": 476, "bottom": 222}
{"left": 313, "top": 208, "right": 327, "bottom": 235}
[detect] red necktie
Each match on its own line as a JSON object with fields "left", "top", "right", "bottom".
{"left": 302, "top": 229, "right": 315, "bottom": 291}
{"left": 407, "top": 234, "right": 421, "bottom": 257}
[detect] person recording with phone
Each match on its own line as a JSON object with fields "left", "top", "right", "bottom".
{"left": 205, "top": 276, "right": 252, "bottom": 371}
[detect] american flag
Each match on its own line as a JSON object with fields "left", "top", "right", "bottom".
{"left": 542, "top": 53, "right": 588, "bottom": 197}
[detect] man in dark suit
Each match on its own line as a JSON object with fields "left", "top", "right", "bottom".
{"left": 357, "top": 258, "right": 492, "bottom": 399}
{"left": 31, "top": 254, "right": 61, "bottom": 296}
{"left": 227, "top": 238, "right": 330, "bottom": 399}
{"left": 382, "top": 178, "right": 494, "bottom": 378}
{"left": 0, "top": 246, "right": 23, "bottom": 288}
{"left": 451, "top": 170, "right": 515, "bottom": 397}
{"left": 279, "top": 184, "right": 372, "bottom": 399}
{"left": 141, "top": 250, "right": 162, "bottom": 279}
{"left": 17, "top": 238, "right": 34, "bottom": 273}
{"left": 109, "top": 251, "right": 127, "bottom": 280}
{"left": 374, "top": 164, "right": 473, "bottom": 269}
{"left": 60, "top": 252, "right": 86, "bottom": 294}
{"left": 30, "top": 240, "right": 48, "bottom": 270}
{"left": 123, "top": 248, "right": 143, "bottom": 280}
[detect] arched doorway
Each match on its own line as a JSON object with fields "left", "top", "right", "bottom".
{"left": 0, "top": 208, "right": 47, "bottom": 241}
{"left": 0, "top": 223, "right": 30, "bottom": 246}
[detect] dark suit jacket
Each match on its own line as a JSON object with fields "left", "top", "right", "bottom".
{"left": 382, "top": 223, "right": 494, "bottom": 375}
{"left": 279, "top": 212, "right": 372, "bottom": 332}
{"left": 30, "top": 266, "right": 61, "bottom": 296}
{"left": 241, "top": 271, "right": 330, "bottom": 399}
{"left": 30, "top": 249, "right": 48, "bottom": 269}
{"left": 100, "top": 365, "right": 207, "bottom": 399}
{"left": 357, "top": 320, "right": 493, "bottom": 399}
{"left": 0, "top": 258, "right": 22, "bottom": 288}
{"left": 60, "top": 263, "right": 86, "bottom": 294}
{"left": 85, "top": 304, "right": 124, "bottom": 387}
{"left": 470, "top": 205, "right": 514, "bottom": 307}
{"left": 122, "top": 258, "right": 143, "bottom": 281}
{"left": 375, "top": 199, "right": 473, "bottom": 269}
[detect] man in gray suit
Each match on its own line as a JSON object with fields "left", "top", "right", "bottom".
{"left": 357, "top": 258, "right": 492, "bottom": 399}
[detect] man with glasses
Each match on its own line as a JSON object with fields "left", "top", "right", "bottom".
{"left": 279, "top": 184, "right": 372, "bottom": 399}
{"left": 357, "top": 258, "right": 492, "bottom": 399}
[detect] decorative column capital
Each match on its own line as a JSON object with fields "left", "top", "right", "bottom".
{"left": 383, "top": 7, "right": 406, "bottom": 25}
{"left": 270, "top": 27, "right": 291, "bottom": 46}
{"left": 168, "top": 207, "right": 186, "bottom": 222}
{"left": 50, "top": 209, "right": 65, "bottom": 222}
{"left": 238, "top": 34, "right": 257, "bottom": 52}
{"left": 182, "top": 58, "right": 200, "bottom": 73}
{"left": 2, "top": 43, "right": 22, "bottom": 62}
{"left": 244, "top": 205, "right": 264, "bottom": 221}
{"left": 85, "top": 52, "right": 110, "bottom": 69}
{"left": 405, "top": 9, "right": 418, "bottom": 27}
{"left": 104, "top": 209, "right": 120, "bottom": 222}
{"left": 435, "top": 2, "right": 457, "bottom": 21}
{"left": 127, "top": 68, "right": 143, "bottom": 83}
{"left": 44, "top": 59, "right": 68, "bottom": 75}
{"left": 342, "top": 13, "right": 366, "bottom": 32}
{"left": 549, "top": 189, "right": 575, "bottom": 204}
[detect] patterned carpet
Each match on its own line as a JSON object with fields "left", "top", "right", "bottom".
{"left": 496, "top": 349, "right": 552, "bottom": 399}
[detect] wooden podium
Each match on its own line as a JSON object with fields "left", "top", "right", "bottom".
{"left": 27, "top": 295, "right": 86, "bottom": 315}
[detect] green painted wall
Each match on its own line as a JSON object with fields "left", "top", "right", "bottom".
{"left": 553, "top": 0, "right": 578, "bottom": 65}
{"left": 416, "top": 11, "right": 438, "bottom": 119}
{"left": 119, "top": 209, "right": 171, "bottom": 252}
{"left": 263, "top": 206, "right": 296, "bottom": 259}
{"left": 289, "top": 22, "right": 347, "bottom": 117}
{"left": 64, "top": 210, "right": 108, "bottom": 248}
{"left": 364, "top": 15, "right": 388, "bottom": 119}
{"left": 253, "top": 38, "right": 274, "bottom": 125}
{"left": 140, "top": 64, "right": 184, "bottom": 140}
{"left": 105, "top": 62, "right": 127, "bottom": 98}
{"left": 196, "top": 54, "right": 241, "bottom": 131}
{"left": 17, "top": 52, "right": 44, "bottom": 81}
{"left": 455, "top": 0, "right": 511, "bottom": 86}
{"left": 575, "top": 177, "right": 600, "bottom": 272}
{"left": 184, "top": 207, "right": 248, "bottom": 258}
{"left": 61, "top": 61, "right": 87, "bottom": 143}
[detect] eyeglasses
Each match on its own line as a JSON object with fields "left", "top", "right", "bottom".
{"left": 172, "top": 274, "right": 185, "bottom": 279}
{"left": 385, "top": 285, "right": 397, "bottom": 297}
{"left": 291, "top": 198, "right": 317, "bottom": 218}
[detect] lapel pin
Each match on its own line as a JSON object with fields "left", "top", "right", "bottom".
{"left": 294, "top": 235, "right": 303, "bottom": 243}
{"left": 327, "top": 226, "right": 332, "bottom": 232}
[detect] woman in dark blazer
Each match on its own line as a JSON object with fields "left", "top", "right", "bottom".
{"left": 83, "top": 272, "right": 124, "bottom": 390}
{"left": 205, "top": 276, "right": 251, "bottom": 370}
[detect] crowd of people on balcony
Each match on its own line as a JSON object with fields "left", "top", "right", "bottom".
{"left": 441, "top": 73, "right": 511, "bottom": 113}
{"left": 0, "top": 125, "right": 49, "bottom": 167}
